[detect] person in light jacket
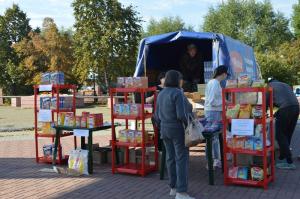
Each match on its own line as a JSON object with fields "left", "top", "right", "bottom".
{"left": 204, "top": 65, "right": 229, "bottom": 169}
{"left": 155, "top": 70, "right": 194, "bottom": 199}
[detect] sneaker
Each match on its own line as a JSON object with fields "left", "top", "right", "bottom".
{"left": 170, "top": 188, "right": 176, "bottom": 196}
{"left": 175, "top": 192, "right": 195, "bottom": 199}
{"left": 276, "top": 162, "right": 296, "bottom": 170}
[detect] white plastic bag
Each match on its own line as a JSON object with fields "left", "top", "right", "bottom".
{"left": 184, "top": 114, "right": 205, "bottom": 147}
{"left": 68, "top": 149, "right": 89, "bottom": 175}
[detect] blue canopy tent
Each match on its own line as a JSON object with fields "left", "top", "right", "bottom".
{"left": 134, "top": 31, "right": 260, "bottom": 86}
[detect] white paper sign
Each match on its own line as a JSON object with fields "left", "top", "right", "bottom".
{"left": 231, "top": 119, "right": 254, "bottom": 136}
{"left": 74, "top": 129, "right": 89, "bottom": 137}
{"left": 39, "top": 84, "right": 52, "bottom": 91}
{"left": 38, "top": 109, "right": 52, "bottom": 122}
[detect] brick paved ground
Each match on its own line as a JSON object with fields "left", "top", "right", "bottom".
{"left": 0, "top": 123, "right": 300, "bottom": 199}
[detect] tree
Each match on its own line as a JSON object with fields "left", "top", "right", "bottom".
{"left": 13, "top": 18, "right": 77, "bottom": 85}
{"left": 72, "top": 0, "right": 142, "bottom": 90}
{"left": 143, "top": 16, "right": 194, "bottom": 37}
{"left": 0, "top": 4, "right": 31, "bottom": 94}
{"left": 256, "top": 51, "right": 298, "bottom": 85}
{"left": 203, "top": 0, "right": 293, "bottom": 52}
{"left": 292, "top": 0, "right": 300, "bottom": 37}
{"left": 278, "top": 39, "right": 300, "bottom": 84}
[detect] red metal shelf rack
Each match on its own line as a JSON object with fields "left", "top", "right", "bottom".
{"left": 110, "top": 86, "right": 159, "bottom": 176}
{"left": 34, "top": 84, "right": 77, "bottom": 164}
{"left": 222, "top": 87, "right": 274, "bottom": 189}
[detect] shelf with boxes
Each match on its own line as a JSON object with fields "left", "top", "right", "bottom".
{"left": 110, "top": 81, "right": 159, "bottom": 177}
{"left": 222, "top": 84, "right": 274, "bottom": 189}
{"left": 34, "top": 72, "right": 77, "bottom": 164}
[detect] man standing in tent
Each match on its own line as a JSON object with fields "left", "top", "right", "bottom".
{"left": 180, "top": 44, "right": 204, "bottom": 92}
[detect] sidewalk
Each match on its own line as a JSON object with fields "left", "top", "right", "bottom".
{"left": 0, "top": 124, "right": 300, "bottom": 199}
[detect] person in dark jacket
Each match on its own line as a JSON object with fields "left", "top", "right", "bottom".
{"left": 267, "top": 79, "right": 300, "bottom": 170}
{"left": 180, "top": 44, "right": 204, "bottom": 92}
{"left": 155, "top": 70, "right": 194, "bottom": 199}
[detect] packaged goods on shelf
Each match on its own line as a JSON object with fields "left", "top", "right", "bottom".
{"left": 82, "top": 112, "right": 90, "bottom": 118}
{"left": 238, "top": 74, "right": 251, "bottom": 88}
{"left": 252, "top": 105, "right": 263, "bottom": 118}
{"left": 229, "top": 166, "right": 264, "bottom": 181}
{"left": 133, "top": 77, "right": 148, "bottom": 88}
{"left": 50, "top": 71, "right": 64, "bottom": 85}
{"left": 75, "top": 116, "right": 81, "bottom": 127}
{"left": 130, "top": 104, "right": 141, "bottom": 115}
{"left": 244, "top": 138, "right": 254, "bottom": 150}
{"left": 81, "top": 116, "right": 87, "bottom": 128}
{"left": 50, "top": 97, "right": 66, "bottom": 109}
{"left": 254, "top": 124, "right": 262, "bottom": 137}
{"left": 117, "top": 77, "right": 148, "bottom": 88}
{"left": 228, "top": 167, "right": 239, "bottom": 178}
{"left": 114, "top": 103, "right": 143, "bottom": 116}
{"left": 226, "top": 79, "right": 238, "bottom": 88}
{"left": 252, "top": 80, "right": 265, "bottom": 88}
{"left": 81, "top": 112, "right": 89, "bottom": 128}
{"left": 58, "top": 113, "right": 65, "bottom": 126}
{"left": 251, "top": 167, "right": 264, "bottom": 181}
{"left": 237, "top": 167, "right": 248, "bottom": 180}
{"left": 234, "top": 137, "right": 246, "bottom": 149}
{"left": 117, "top": 77, "right": 126, "bottom": 87}
{"left": 41, "top": 122, "right": 56, "bottom": 134}
{"left": 239, "top": 104, "right": 252, "bottom": 119}
{"left": 64, "top": 112, "right": 75, "bottom": 127}
{"left": 88, "top": 113, "right": 103, "bottom": 128}
{"left": 42, "top": 144, "right": 61, "bottom": 158}
{"left": 118, "top": 129, "right": 128, "bottom": 142}
{"left": 41, "top": 71, "right": 64, "bottom": 85}
{"left": 125, "top": 77, "right": 134, "bottom": 88}
{"left": 236, "top": 93, "right": 258, "bottom": 105}
{"left": 253, "top": 138, "right": 263, "bottom": 150}
{"left": 127, "top": 130, "right": 135, "bottom": 142}
{"left": 40, "top": 97, "right": 51, "bottom": 109}
{"left": 43, "top": 144, "right": 53, "bottom": 157}
{"left": 118, "top": 129, "right": 150, "bottom": 143}
{"left": 226, "top": 104, "right": 240, "bottom": 119}
{"left": 123, "top": 104, "right": 130, "bottom": 115}
{"left": 41, "top": 73, "right": 51, "bottom": 84}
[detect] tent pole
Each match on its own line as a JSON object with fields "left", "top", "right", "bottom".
{"left": 143, "top": 46, "right": 147, "bottom": 77}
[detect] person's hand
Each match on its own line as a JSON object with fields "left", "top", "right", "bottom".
{"left": 146, "top": 96, "right": 154, "bottom": 103}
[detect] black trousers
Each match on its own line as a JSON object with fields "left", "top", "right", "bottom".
{"left": 275, "top": 105, "right": 299, "bottom": 163}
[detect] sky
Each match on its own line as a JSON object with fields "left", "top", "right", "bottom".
{"left": 0, "top": 0, "right": 298, "bottom": 30}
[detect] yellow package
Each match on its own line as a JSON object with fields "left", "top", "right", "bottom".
{"left": 58, "top": 113, "right": 65, "bottom": 126}
{"left": 42, "top": 122, "right": 51, "bottom": 134}
{"left": 238, "top": 104, "right": 252, "bottom": 119}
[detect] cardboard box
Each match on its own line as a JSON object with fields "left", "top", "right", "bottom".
{"left": 192, "top": 92, "right": 203, "bottom": 102}
{"left": 197, "top": 84, "right": 206, "bottom": 95}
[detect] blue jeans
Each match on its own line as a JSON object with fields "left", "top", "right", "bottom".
{"left": 204, "top": 111, "right": 222, "bottom": 160}
{"left": 161, "top": 126, "right": 189, "bottom": 193}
